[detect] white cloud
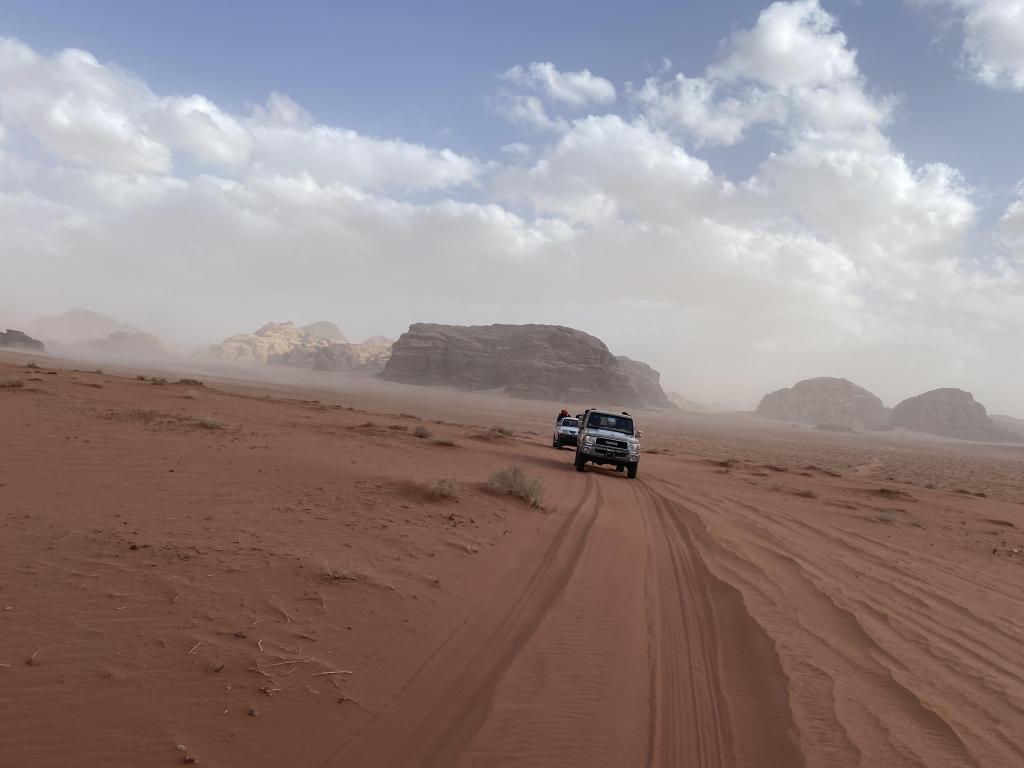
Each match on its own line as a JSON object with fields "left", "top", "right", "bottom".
{"left": 710, "top": 0, "right": 858, "bottom": 90}
{"left": 637, "top": 1, "right": 892, "bottom": 146}
{"left": 916, "top": 0, "right": 1024, "bottom": 90}
{"left": 2, "top": 10, "right": 1024, "bottom": 414}
{"left": 1001, "top": 183, "right": 1024, "bottom": 257}
{"left": 502, "top": 62, "right": 616, "bottom": 107}
{"left": 0, "top": 37, "right": 479, "bottom": 190}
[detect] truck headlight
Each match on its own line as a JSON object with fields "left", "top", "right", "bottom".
{"left": 583, "top": 435, "right": 596, "bottom": 445}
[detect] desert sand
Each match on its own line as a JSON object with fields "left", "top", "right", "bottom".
{"left": 1, "top": 351, "right": 1023, "bottom": 767}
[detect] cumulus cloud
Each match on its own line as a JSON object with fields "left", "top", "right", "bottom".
{"left": 502, "top": 62, "right": 616, "bottom": 107}
{"left": 2, "top": 5, "right": 1024, "bottom": 413}
{"left": 916, "top": 0, "right": 1024, "bottom": 90}
{"left": 637, "top": 0, "right": 892, "bottom": 145}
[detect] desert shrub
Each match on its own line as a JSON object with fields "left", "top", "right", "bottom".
{"left": 430, "top": 477, "right": 459, "bottom": 500}
{"left": 26, "top": 361, "right": 40, "bottom": 369}
{"left": 0, "top": 379, "right": 24, "bottom": 389}
{"left": 136, "top": 375, "right": 147, "bottom": 381}
{"left": 491, "top": 426, "right": 514, "bottom": 437}
{"left": 433, "top": 438, "right": 457, "bottom": 447}
{"left": 196, "top": 416, "right": 226, "bottom": 430}
{"left": 487, "top": 465, "right": 543, "bottom": 508}
{"left": 413, "top": 425, "right": 433, "bottom": 439}
{"left": 796, "top": 489, "right": 819, "bottom": 499}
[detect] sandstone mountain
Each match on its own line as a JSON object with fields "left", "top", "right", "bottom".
{"left": 755, "top": 377, "right": 890, "bottom": 430}
{"left": 991, "top": 414, "right": 1024, "bottom": 439}
{"left": 74, "top": 332, "right": 166, "bottom": 358}
{"left": 210, "top": 321, "right": 390, "bottom": 372}
{"left": 299, "top": 321, "right": 347, "bottom": 342}
{"left": 381, "top": 323, "right": 673, "bottom": 408}
{"left": 0, "top": 329, "right": 45, "bottom": 353}
{"left": 891, "top": 389, "right": 1018, "bottom": 442}
{"left": 29, "top": 309, "right": 144, "bottom": 345}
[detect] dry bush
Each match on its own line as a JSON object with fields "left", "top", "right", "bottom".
{"left": 430, "top": 477, "right": 459, "bottom": 500}
{"left": 413, "top": 425, "right": 433, "bottom": 439}
{"left": 0, "top": 379, "right": 24, "bottom": 389}
{"left": 487, "top": 465, "right": 543, "bottom": 508}
{"left": 26, "top": 361, "right": 40, "bottom": 369}
{"left": 433, "top": 438, "right": 457, "bottom": 447}
{"left": 195, "top": 416, "right": 226, "bottom": 430}
{"left": 358, "top": 421, "right": 376, "bottom": 428}
{"left": 136, "top": 375, "right": 147, "bottom": 381}
{"left": 491, "top": 426, "right": 515, "bottom": 437}
{"left": 796, "top": 489, "right": 819, "bottom": 499}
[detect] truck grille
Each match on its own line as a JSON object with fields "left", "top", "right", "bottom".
{"left": 596, "top": 437, "right": 627, "bottom": 450}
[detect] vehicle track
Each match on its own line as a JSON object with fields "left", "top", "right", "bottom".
{"left": 322, "top": 472, "right": 601, "bottom": 767}
{"left": 326, "top": 469, "right": 805, "bottom": 767}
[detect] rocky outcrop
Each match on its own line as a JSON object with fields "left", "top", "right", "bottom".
{"left": 269, "top": 338, "right": 392, "bottom": 372}
{"left": 381, "top": 323, "right": 673, "bottom": 408}
{"left": 991, "top": 414, "right": 1024, "bottom": 439}
{"left": 299, "top": 321, "right": 347, "bottom": 342}
{"left": 210, "top": 321, "right": 390, "bottom": 372}
{"left": 74, "top": 332, "right": 166, "bottom": 357}
{"left": 615, "top": 357, "right": 674, "bottom": 408}
{"left": 891, "top": 389, "right": 1018, "bottom": 442}
{"left": 29, "top": 309, "right": 143, "bottom": 345}
{"left": 755, "top": 377, "right": 890, "bottom": 430}
{"left": 0, "top": 329, "right": 45, "bottom": 353}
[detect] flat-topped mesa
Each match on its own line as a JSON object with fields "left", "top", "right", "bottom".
{"left": 0, "top": 329, "right": 46, "bottom": 353}
{"left": 381, "top": 323, "right": 674, "bottom": 408}
{"left": 755, "top": 377, "right": 890, "bottom": 430}
{"left": 891, "top": 388, "right": 1018, "bottom": 442}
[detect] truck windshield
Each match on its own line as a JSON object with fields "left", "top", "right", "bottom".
{"left": 586, "top": 413, "right": 634, "bottom": 435}
{"left": 560, "top": 418, "right": 579, "bottom": 428}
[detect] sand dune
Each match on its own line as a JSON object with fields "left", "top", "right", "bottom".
{"left": 1, "top": 353, "right": 1022, "bottom": 767}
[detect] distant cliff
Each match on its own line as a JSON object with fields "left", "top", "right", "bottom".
{"left": 755, "top": 377, "right": 889, "bottom": 430}
{"left": 382, "top": 323, "right": 673, "bottom": 408}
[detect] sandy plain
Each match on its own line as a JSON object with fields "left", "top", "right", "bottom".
{"left": 1, "top": 350, "right": 1022, "bottom": 767}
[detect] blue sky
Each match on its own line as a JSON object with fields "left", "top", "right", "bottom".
{"left": 3, "top": 0, "right": 1020, "bottom": 186}
{"left": 1, "top": 0, "right": 1023, "bottom": 411}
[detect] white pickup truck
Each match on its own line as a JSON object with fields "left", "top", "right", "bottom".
{"left": 574, "top": 409, "right": 641, "bottom": 479}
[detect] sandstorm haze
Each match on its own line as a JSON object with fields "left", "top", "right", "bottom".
{"left": 2, "top": 0, "right": 1024, "bottom": 413}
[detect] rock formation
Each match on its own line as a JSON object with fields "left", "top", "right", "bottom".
{"left": 77, "top": 332, "right": 166, "bottom": 357}
{"left": 210, "top": 321, "right": 390, "bottom": 372}
{"left": 755, "top": 377, "right": 890, "bottom": 430}
{"left": 0, "top": 329, "right": 46, "bottom": 353}
{"left": 29, "top": 309, "right": 144, "bottom": 345}
{"left": 991, "top": 414, "right": 1024, "bottom": 439}
{"left": 299, "top": 322, "right": 347, "bottom": 342}
{"left": 381, "top": 323, "right": 673, "bottom": 408}
{"left": 891, "top": 389, "right": 1018, "bottom": 442}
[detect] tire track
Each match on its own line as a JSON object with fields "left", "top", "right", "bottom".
{"left": 638, "top": 483, "right": 805, "bottom": 768}
{"left": 322, "top": 472, "right": 602, "bottom": 768}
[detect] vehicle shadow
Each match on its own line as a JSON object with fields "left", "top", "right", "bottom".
{"left": 516, "top": 448, "right": 628, "bottom": 478}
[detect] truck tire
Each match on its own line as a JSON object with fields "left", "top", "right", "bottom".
{"left": 574, "top": 452, "right": 586, "bottom": 472}
{"left": 626, "top": 463, "right": 638, "bottom": 479}
{"left": 552, "top": 439, "right": 559, "bottom": 448}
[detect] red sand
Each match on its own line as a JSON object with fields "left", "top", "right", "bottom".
{"left": 1, "top": 354, "right": 1022, "bottom": 767}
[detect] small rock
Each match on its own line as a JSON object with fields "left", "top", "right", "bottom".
{"left": 248, "top": 708, "right": 259, "bottom": 717}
